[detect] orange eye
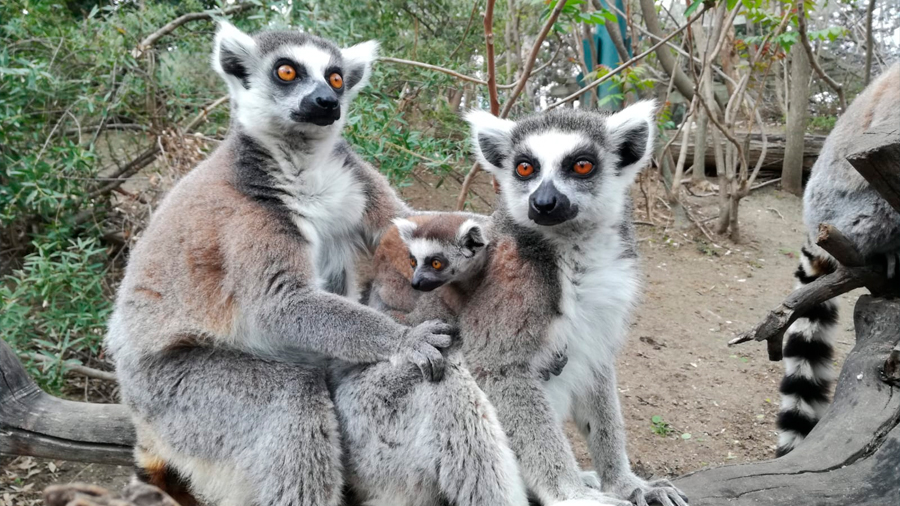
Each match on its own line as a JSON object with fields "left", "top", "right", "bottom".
{"left": 410, "top": 258, "right": 417, "bottom": 268}
{"left": 573, "top": 160, "right": 594, "bottom": 175}
{"left": 329, "top": 73, "right": 343, "bottom": 89}
{"left": 431, "top": 259, "right": 443, "bottom": 270}
{"left": 516, "top": 162, "right": 534, "bottom": 178}
{"left": 277, "top": 64, "right": 297, "bottom": 82}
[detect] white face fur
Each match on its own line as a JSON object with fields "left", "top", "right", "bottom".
{"left": 394, "top": 218, "right": 490, "bottom": 292}
{"left": 465, "top": 101, "right": 656, "bottom": 234}
{"left": 212, "top": 22, "right": 378, "bottom": 142}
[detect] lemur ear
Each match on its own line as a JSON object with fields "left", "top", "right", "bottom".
{"left": 342, "top": 40, "right": 379, "bottom": 95}
{"left": 605, "top": 100, "right": 657, "bottom": 177}
{"left": 212, "top": 21, "right": 257, "bottom": 92}
{"left": 393, "top": 218, "right": 417, "bottom": 243}
{"left": 457, "top": 219, "right": 488, "bottom": 258}
{"left": 464, "top": 110, "right": 515, "bottom": 173}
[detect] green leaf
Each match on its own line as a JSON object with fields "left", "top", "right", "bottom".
{"left": 681, "top": 433, "right": 692, "bottom": 439}
{"left": 651, "top": 415, "right": 663, "bottom": 424}
{"left": 727, "top": 0, "right": 739, "bottom": 10}
{"left": 684, "top": 0, "right": 703, "bottom": 18}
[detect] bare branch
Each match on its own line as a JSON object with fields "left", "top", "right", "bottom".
{"left": 22, "top": 353, "right": 117, "bottom": 382}
{"left": 797, "top": 2, "right": 847, "bottom": 111}
{"left": 378, "top": 57, "right": 488, "bottom": 85}
{"left": 136, "top": 3, "right": 255, "bottom": 55}
{"left": 449, "top": 0, "right": 481, "bottom": 61}
{"left": 547, "top": 5, "right": 710, "bottom": 110}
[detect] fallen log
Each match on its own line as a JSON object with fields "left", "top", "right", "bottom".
{"left": 670, "top": 132, "right": 826, "bottom": 178}
{"left": 674, "top": 296, "right": 900, "bottom": 505}
{"left": 0, "top": 339, "right": 135, "bottom": 465}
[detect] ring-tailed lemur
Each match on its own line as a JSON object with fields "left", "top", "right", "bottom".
{"left": 775, "top": 62, "right": 900, "bottom": 457}
{"left": 460, "top": 102, "right": 689, "bottom": 506}
{"left": 106, "top": 23, "right": 526, "bottom": 506}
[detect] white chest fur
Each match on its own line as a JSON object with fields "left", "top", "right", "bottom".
{"left": 275, "top": 151, "right": 368, "bottom": 296}
{"left": 544, "top": 231, "right": 640, "bottom": 418}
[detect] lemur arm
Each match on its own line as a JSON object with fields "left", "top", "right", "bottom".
{"left": 224, "top": 220, "right": 445, "bottom": 365}
{"left": 478, "top": 372, "right": 602, "bottom": 504}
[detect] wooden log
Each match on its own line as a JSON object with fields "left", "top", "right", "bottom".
{"left": 846, "top": 123, "right": 900, "bottom": 213}
{"left": 675, "top": 296, "right": 900, "bottom": 505}
{"left": 0, "top": 339, "right": 135, "bottom": 465}
{"left": 670, "top": 132, "right": 826, "bottom": 177}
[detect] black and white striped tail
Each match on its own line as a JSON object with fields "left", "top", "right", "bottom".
{"left": 776, "top": 245, "right": 839, "bottom": 457}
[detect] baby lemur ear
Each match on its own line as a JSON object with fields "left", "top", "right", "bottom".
{"left": 464, "top": 110, "right": 515, "bottom": 173}
{"left": 341, "top": 40, "right": 379, "bottom": 96}
{"left": 457, "top": 219, "right": 488, "bottom": 258}
{"left": 212, "top": 21, "right": 258, "bottom": 92}
{"left": 393, "top": 218, "right": 418, "bottom": 243}
{"left": 604, "top": 99, "right": 657, "bottom": 177}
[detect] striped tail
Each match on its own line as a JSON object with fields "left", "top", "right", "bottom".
{"left": 776, "top": 245, "right": 840, "bottom": 457}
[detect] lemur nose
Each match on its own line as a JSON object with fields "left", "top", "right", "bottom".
{"left": 316, "top": 96, "right": 339, "bottom": 110}
{"left": 532, "top": 194, "right": 558, "bottom": 213}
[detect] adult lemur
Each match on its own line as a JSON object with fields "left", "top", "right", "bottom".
{"left": 366, "top": 103, "right": 688, "bottom": 506}
{"left": 775, "top": 63, "right": 900, "bottom": 457}
{"left": 106, "top": 23, "right": 527, "bottom": 506}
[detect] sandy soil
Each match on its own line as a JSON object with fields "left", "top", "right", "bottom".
{"left": 1, "top": 173, "right": 863, "bottom": 502}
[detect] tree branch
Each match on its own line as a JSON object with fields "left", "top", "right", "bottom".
{"left": 500, "top": 0, "right": 568, "bottom": 118}
{"left": 136, "top": 3, "right": 255, "bottom": 55}
{"left": 378, "top": 57, "right": 488, "bottom": 85}
{"left": 22, "top": 354, "right": 117, "bottom": 382}
{"left": 547, "top": 4, "right": 710, "bottom": 110}
{"left": 797, "top": 2, "right": 847, "bottom": 111}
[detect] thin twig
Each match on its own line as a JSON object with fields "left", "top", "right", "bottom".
{"left": 136, "top": 2, "right": 255, "bottom": 55}
{"left": 448, "top": 0, "right": 480, "bottom": 61}
{"left": 379, "top": 57, "right": 487, "bottom": 85}
{"left": 797, "top": 1, "right": 847, "bottom": 111}
{"left": 23, "top": 353, "right": 117, "bottom": 382}
{"left": 500, "top": 0, "right": 569, "bottom": 117}
{"left": 547, "top": 5, "right": 711, "bottom": 110}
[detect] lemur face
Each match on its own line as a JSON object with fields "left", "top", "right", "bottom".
{"left": 393, "top": 217, "right": 490, "bottom": 292}
{"left": 466, "top": 102, "right": 656, "bottom": 232}
{"left": 213, "top": 22, "right": 377, "bottom": 136}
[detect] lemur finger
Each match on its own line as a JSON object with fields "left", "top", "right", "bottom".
{"left": 627, "top": 489, "right": 649, "bottom": 506}
{"left": 422, "top": 344, "right": 446, "bottom": 382}
{"left": 410, "top": 351, "right": 434, "bottom": 382}
{"left": 652, "top": 493, "right": 676, "bottom": 506}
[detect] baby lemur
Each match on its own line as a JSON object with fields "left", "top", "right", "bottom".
{"left": 106, "top": 23, "right": 527, "bottom": 506}
{"left": 368, "top": 103, "right": 688, "bottom": 506}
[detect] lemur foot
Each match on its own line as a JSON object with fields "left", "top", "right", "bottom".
{"left": 611, "top": 474, "right": 688, "bottom": 506}
{"left": 540, "top": 346, "right": 569, "bottom": 381}
{"left": 579, "top": 470, "right": 602, "bottom": 490}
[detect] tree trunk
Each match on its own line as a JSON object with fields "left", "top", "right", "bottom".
{"left": 864, "top": 0, "right": 876, "bottom": 85}
{"left": 637, "top": 0, "right": 696, "bottom": 103}
{"left": 782, "top": 43, "right": 811, "bottom": 196}
{"left": 674, "top": 296, "right": 900, "bottom": 505}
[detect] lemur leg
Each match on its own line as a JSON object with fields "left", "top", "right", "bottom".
{"left": 572, "top": 363, "right": 688, "bottom": 506}
{"left": 121, "top": 348, "right": 343, "bottom": 506}
{"left": 477, "top": 372, "right": 630, "bottom": 506}
{"left": 777, "top": 245, "right": 840, "bottom": 457}
{"left": 333, "top": 351, "right": 528, "bottom": 506}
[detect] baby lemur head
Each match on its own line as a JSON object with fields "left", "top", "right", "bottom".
{"left": 393, "top": 215, "right": 492, "bottom": 292}
{"left": 212, "top": 22, "right": 377, "bottom": 140}
{"left": 465, "top": 101, "right": 656, "bottom": 234}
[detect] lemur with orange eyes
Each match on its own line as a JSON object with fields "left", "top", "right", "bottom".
{"left": 106, "top": 23, "right": 529, "bottom": 506}
{"left": 364, "top": 103, "right": 688, "bottom": 506}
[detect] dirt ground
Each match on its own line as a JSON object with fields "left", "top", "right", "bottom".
{"left": 1, "top": 172, "right": 863, "bottom": 503}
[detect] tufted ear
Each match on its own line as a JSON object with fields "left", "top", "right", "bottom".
{"left": 341, "top": 40, "right": 379, "bottom": 97}
{"left": 212, "top": 21, "right": 258, "bottom": 92}
{"left": 604, "top": 100, "right": 657, "bottom": 177}
{"left": 456, "top": 219, "right": 488, "bottom": 258}
{"left": 464, "top": 110, "right": 515, "bottom": 173}
{"left": 392, "top": 218, "right": 417, "bottom": 243}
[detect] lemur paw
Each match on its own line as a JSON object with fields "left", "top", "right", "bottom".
{"left": 540, "top": 346, "right": 569, "bottom": 381}
{"left": 610, "top": 474, "right": 689, "bottom": 506}
{"left": 579, "top": 470, "right": 602, "bottom": 490}
{"left": 399, "top": 319, "right": 457, "bottom": 382}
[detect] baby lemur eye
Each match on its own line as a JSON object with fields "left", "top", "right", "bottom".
{"left": 431, "top": 259, "right": 443, "bottom": 270}
{"left": 515, "top": 162, "right": 535, "bottom": 179}
{"left": 410, "top": 257, "right": 417, "bottom": 268}
{"left": 276, "top": 64, "right": 297, "bottom": 82}
{"left": 573, "top": 160, "right": 594, "bottom": 176}
{"left": 329, "top": 73, "right": 343, "bottom": 89}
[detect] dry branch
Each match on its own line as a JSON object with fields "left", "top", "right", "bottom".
{"left": 136, "top": 3, "right": 255, "bottom": 55}
{"left": 797, "top": 2, "right": 847, "bottom": 111}
{"left": 21, "top": 353, "right": 117, "bottom": 382}
{"left": 378, "top": 57, "right": 489, "bottom": 85}
{"left": 0, "top": 339, "right": 135, "bottom": 465}
{"left": 547, "top": 4, "right": 710, "bottom": 110}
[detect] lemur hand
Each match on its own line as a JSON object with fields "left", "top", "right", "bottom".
{"left": 398, "top": 319, "right": 456, "bottom": 382}
{"left": 540, "top": 346, "right": 569, "bottom": 381}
